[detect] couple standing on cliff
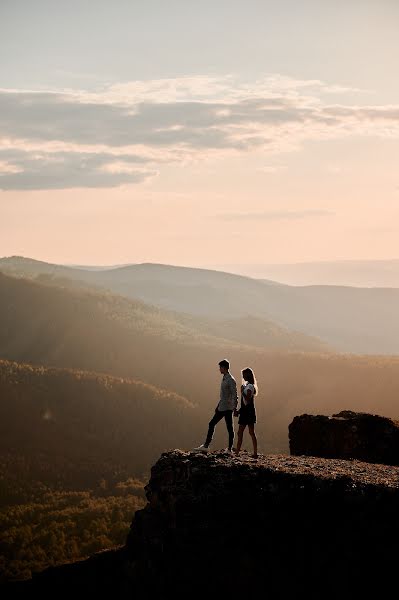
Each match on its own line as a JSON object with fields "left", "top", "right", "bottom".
{"left": 193, "top": 359, "right": 258, "bottom": 458}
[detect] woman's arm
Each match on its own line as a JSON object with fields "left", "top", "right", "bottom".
{"left": 245, "top": 389, "right": 253, "bottom": 404}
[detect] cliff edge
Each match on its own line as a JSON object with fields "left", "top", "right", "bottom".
{"left": 6, "top": 450, "right": 399, "bottom": 599}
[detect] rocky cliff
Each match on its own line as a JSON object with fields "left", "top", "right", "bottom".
{"left": 5, "top": 450, "right": 399, "bottom": 599}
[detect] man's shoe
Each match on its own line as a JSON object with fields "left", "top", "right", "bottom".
{"left": 192, "top": 444, "right": 209, "bottom": 453}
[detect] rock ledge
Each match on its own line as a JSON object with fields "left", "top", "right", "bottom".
{"left": 289, "top": 410, "right": 399, "bottom": 465}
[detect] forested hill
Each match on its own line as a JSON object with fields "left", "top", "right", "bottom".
{"left": 0, "top": 358, "right": 195, "bottom": 582}
{"left": 0, "top": 359, "right": 195, "bottom": 492}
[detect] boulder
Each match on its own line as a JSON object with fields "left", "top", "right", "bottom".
{"left": 289, "top": 410, "right": 399, "bottom": 465}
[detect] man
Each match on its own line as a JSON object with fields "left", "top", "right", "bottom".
{"left": 193, "top": 359, "right": 238, "bottom": 453}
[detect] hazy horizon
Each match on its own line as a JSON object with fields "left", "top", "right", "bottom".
{"left": 4, "top": 253, "right": 399, "bottom": 287}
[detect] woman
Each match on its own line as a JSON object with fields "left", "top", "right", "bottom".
{"left": 234, "top": 367, "right": 258, "bottom": 458}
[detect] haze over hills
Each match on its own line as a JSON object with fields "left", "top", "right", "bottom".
{"left": 209, "top": 259, "right": 399, "bottom": 288}
{"left": 1, "top": 256, "right": 399, "bottom": 355}
{"left": 2, "top": 269, "right": 399, "bottom": 455}
{"left": 0, "top": 270, "right": 328, "bottom": 361}
{"left": 0, "top": 270, "right": 332, "bottom": 436}
{"left": 5, "top": 255, "right": 398, "bottom": 288}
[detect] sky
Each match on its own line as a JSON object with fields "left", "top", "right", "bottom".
{"left": 1, "top": 0, "right": 399, "bottom": 268}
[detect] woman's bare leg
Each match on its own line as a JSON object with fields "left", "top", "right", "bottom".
{"left": 235, "top": 425, "right": 246, "bottom": 454}
{"left": 248, "top": 425, "right": 258, "bottom": 457}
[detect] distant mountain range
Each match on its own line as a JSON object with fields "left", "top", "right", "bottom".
{"left": 0, "top": 268, "right": 327, "bottom": 358}
{"left": 208, "top": 259, "right": 399, "bottom": 287}
{"left": 63, "top": 259, "right": 399, "bottom": 287}
{"left": 1, "top": 256, "right": 399, "bottom": 354}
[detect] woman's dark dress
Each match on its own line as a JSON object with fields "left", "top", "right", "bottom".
{"left": 238, "top": 383, "right": 256, "bottom": 425}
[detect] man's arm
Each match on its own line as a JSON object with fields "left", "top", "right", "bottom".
{"left": 229, "top": 377, "right": 238, "bottom": 411}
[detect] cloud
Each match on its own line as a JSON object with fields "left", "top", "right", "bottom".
{"left": 0, "top": 160, "right": 23, "bottom": 174}
{"left": 0, "top": 149, "right": 153, "bottom": 190}
{"left": 217, "top": 210, "right": 335, "bottom": 221}
{"left": 0, "top": 74, "right": 398, "bottom": 189}
{"left": 0, "top": 92, "right": 309, "bottom": 149}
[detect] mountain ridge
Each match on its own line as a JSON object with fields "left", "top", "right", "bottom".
{"left": 2, "top": 256, "right": 399, "bottom": 354}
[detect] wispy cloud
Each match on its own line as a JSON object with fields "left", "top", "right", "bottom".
{"left": 0, "top": 149, "right": 153, "bottom": 189}
{"left": 217, "top": 210, "right": 335, "bottom": 221}
{"left": 0, "top": 74, "right": 398, "bottom": 190}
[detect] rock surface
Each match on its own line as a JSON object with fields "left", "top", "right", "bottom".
{"left": 289, "top": 410, "right": 399, "bottom": 465}
{"left": 5, "top": 450, "right": 399, "bottom": 599}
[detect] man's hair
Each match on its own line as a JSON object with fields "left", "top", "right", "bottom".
{"left": 218, "top": 359, "right": 230, "bottom": 370}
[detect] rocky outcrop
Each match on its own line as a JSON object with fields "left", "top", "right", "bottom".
{"left": 8, "top": 449, "right": 399, "bottom": 599}
{"left": 289, "top": 410, "right": 399, "bottom": 465}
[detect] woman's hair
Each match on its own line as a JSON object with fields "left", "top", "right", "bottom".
{"left": 242, "top": 367, "right": 258, "bottom": 395}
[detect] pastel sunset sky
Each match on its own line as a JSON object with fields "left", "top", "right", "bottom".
{"left": 1, "top": 0, "right": 398, "bottom": 267}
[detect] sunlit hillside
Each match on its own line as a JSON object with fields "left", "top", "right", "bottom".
{"left": 0, "top": 270, "right": 329, "bottom": 377}
{"left": 2, "top": 257, "right": 399, "bottom": 354}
